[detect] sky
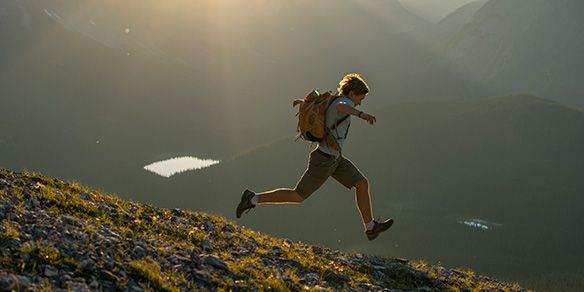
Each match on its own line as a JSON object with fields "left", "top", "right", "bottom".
{"left": 399, "top": 0, "right": 479, "bottom": 23}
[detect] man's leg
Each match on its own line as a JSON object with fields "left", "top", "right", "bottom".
{"left": 353, "top": 176, "right": 393, "bottom": 240}
{"left": 236, "top": 187, "right": 311, "bottom": 218}
{"left": 236, "top": 149, "right": 332, "bottom": 218}
{"left": 332, "top": 156, "right": 394, "bottom": 239}
{"left": 354, "top": 177, "right": 373, "bottom": 224}
{"left": 255, "top": 188, "right": 304, "bottom": 204}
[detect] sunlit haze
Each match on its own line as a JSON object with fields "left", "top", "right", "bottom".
{"left": 399, "top": 0, "right": 478, "bottom": 22}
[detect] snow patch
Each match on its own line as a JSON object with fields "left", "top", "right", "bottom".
{"left": 144, "top": 156, "right": 220, "bottom": 178}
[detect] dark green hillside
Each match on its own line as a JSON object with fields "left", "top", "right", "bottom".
{"left": 349, "top": 95, "right": 584, "bottom": 277}
{"left": 166, "top": 95, "right": 584, "bottom": 285}
{"left": 0, "top": 169, "right": 526, "bottom": 291}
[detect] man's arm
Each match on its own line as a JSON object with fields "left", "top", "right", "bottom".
{"left": 337, "top": 102, "right": 376, "bottom": 125}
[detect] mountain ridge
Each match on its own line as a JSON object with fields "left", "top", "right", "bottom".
{"left": 441, "top": 0, "right": 584, "bottom": 106}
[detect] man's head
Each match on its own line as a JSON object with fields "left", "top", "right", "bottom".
{"left": 337, "top": 73, "right": 369, "bottom": 106}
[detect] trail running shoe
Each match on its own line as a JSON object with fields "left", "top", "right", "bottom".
{"left": 365, "top": 218, "right": 394, "bottom": 241}
{"left": 236, "top": 189, "right": 256, "bottom": 218}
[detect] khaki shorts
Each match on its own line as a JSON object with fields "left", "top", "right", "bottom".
{"left": 295, "top": 148, "right": 366, "bottom": 199}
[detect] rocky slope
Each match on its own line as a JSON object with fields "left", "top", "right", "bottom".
{"left": 0, "top": 168, "right": 526, "bottom": 291}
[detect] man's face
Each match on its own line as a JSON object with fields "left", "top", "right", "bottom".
{"left": 350, "top": 92, "right": 367, "bottom": 106}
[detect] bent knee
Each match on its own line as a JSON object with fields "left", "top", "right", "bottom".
{"left": 354, "top": 177, "right": 369, "bottom": 189}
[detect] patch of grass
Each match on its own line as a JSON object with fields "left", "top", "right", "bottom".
{"left": 130, "top": 257, "right": 180, "bottom": 292}
{"left": 1, "top": 220, "right": 20, "bottom": 241}
{"left": 17, "top": 240, "right": 79, "bottom": 274}
{"left": 225, "top": 255, "right": 289, "bottom": 289}
{"left": 260, "top": 274, "right": 288, "bottom": 291}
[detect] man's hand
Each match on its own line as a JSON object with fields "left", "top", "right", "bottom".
{"left": 292, "top": 99, "right": 304, "bottom": 107}
{"left": 359, "top": 112, "right": 376, "bottom": 125}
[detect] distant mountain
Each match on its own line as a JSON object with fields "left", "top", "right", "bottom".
{"left": 166, "top": 95, "right": 584, "bottom": 280}
{"left": 399, "top": 0, "right": 479, "bottom": 23}
{"left": 432, "top": 0, "right": 488, "bottom": 43}
{"left": 441, "top": 0, "right": 584, "bottom": 106}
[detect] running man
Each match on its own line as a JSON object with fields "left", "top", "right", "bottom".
{"left": 236, "top": 73, "right": 393, "bottom": 240}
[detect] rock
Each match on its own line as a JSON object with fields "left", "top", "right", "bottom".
{"left": 191, "top": 270, "right": 212, "bottom": 284}
{"left": 260, "top": 256, "right": 274, "bottom": 266}
{"left": 26, "top": 198, "right": 40, "bottom": 209}
{"left": 132, "top": 246, "right": 148, "bottom": 259}
{"left": 190, "top": 252, "right": 201, "bottom": 264}
{"left": 311, "top": 246, "right": 323, "bottom": 254}
{"left": 203, "top": 220, "right": 215, "bottom": 233}
{"left": 322, "top": 269, "right": 350, "bottom": 283}
{"left": 169, "top": 255, "right": 190, "bottom": 265}
{"left": 303, "top": 273, "right": 319, "bottom": 284}
{"left": 373, "top": 264, "right": 386, "bottom": 271}
{"left": 283, "top": 239, "right": 293, "bottom": 248}
{"left": 222, "top": 225, "right": 236, "bottom": 233}
{"left": 62, "top": 215, "right": 81, "bottom": 227}
{"left": 202, "top": 255, "right": 228, "bottom": 271}
{"left": 67, "top": 282, "right": 91, "bottom": 292}
{"left": 100, "top": 270, "right": 120, "bottom": 283}
{"left": 271, "top": 246, "right": 283, "bottom": 256}
{"left": 89, "top": 280, "right": 99, "bottom": 289}
{"left": 61, "top": 274, "right": 73, "bottom": 282}
{"left": 44, "top": 265, "right": 59, "bottom": 277}
{"left": 15, "top": 275, "right": 32, "bottom": 289}
{"left": 129, "top": 285, "right": 144, "bottom": 292}
{"left": 0, "top": 274, "right": 17, "bottom": 292}
{"left": 80, "top": 259, "right": 95, "bottom": 273}
{"left": 100, "top": 281, "right": 116, "bottom": 291}
{"left": 282, "top": 259, "right": 303, "bottom": 270}
{"left": 336, "top": 256, "right": 349, "bottom": 265}
{"left": 140, "top": 213, "right": 152, "bottom": 222}
{"left": 104, "top": 255, "right": 115, "bottom": 269}
{"left": 79, "top": 193, "right": 90, "bottom": 200}
{"left": 201, "top": 239, "right": 213, "bottom": 252}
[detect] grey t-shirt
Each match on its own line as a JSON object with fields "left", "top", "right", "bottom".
{"left": 317, "top": 96, "right": 354, "bottom": 157}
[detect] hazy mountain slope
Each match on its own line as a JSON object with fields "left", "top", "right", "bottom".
{"left": 0, "top": 169, "right": 526, "bottom": 291}
{"left": 0, "top": 1, "right": 237, "bottom": 198}
{"left": 432, "top": 0, "right": 488, "bottom": 43}
{"left": 442, "top": 0, "right": 584, "bottom": 106}
{"left": 0, "top": 0, "right": 445, "bottom": 175}
{"left": 164, "top": 95, "right": 584, "bottom": 281}
{"left": 399, "top": 0, "right": 479, "bottom": 23}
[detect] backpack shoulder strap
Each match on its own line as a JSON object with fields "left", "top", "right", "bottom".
{"left": 331, "top": 115, "right": 350, "bottom": 130}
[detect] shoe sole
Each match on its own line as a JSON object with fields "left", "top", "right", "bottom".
{"left": 366, "top": 219, "right": 394, "bottom": 240}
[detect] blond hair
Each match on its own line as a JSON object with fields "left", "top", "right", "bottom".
{"left": 337, "top": 73, "right": 369, "bottom": 96}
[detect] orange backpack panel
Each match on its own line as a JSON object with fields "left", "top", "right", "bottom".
{"left": 296, "top": 90, "right": 342, "bottom": 151}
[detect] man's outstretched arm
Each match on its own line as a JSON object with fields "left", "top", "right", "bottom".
{"left": 337, "top": 102, "right": 376, "bottom": 125}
